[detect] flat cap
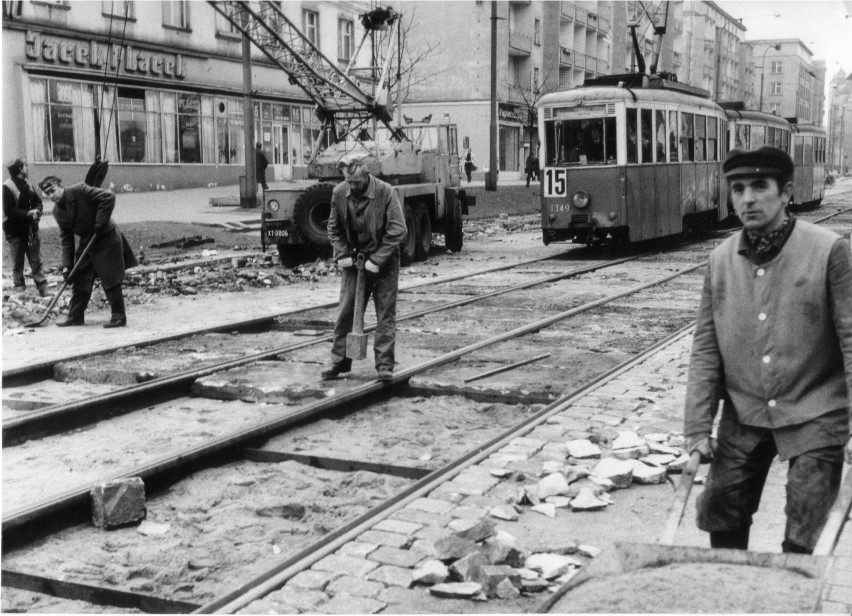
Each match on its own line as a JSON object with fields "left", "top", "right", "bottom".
{"left": 336, "top": 151, "right": 370, "bottom": 171}
{"left": 723, "top": 146, "right": 793, "bottom": 179}
{"left": 38, "top": 176, "right": 63, "bottom": 192}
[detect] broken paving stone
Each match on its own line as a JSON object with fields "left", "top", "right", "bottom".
{"left": 515, "top": 567, "right": 541, "bottom": 580}
{"left": 578, "top": 544, "right": 602, "bottom": 558}
{"left": 612, "top": 431, "right": 646, "bottom": 450}
{"left": 411, "top": 559, "right": 449, "bottom": 586}
{"left": 647, "top": 440, "right": 683, "bottom": 456}
{"left": 495, "top": 577, "right": 521, "bottom": 599}
{"left": 563, "top": 465, "right": 591, "bottom": 484}
{"left": 641, "top": 453, "right": 677, "bottom": 466}
{"left": 522, "top": 486, "right": 541, "bottom": 506}
{"left": 433, "top": 535, "right": 479, "bottom": 562}
{"left": 537, "top": 472, "right": 571, "bottom": 500}
{"left": 541, "top": 460, "right": 563, "bottom": 475}
{"left": 90, "top": 476, "right": 146, "bottom": 529}
{"left": 544, "top": 495, "right": 572, "bottom": 509}
{"left": 482, "top": 531, "right": 526, "bottom": 568}
{"left": 572, "top": 477, "right": 608, "bottom": 496}
{"left": 481, "top": 565, "right": 521, "bottom": 597}
{"left": 450, "top": 517, "right": 496, "bottom": 542}
{"left": 565, "top": 439, "right": 601, "bottom": 459}
{"left": 570, "top": 488, "right": 610, "bottom": 511}
{"left": 449, "top": 552, "right": 489, "bottom": 584}
{"left": 592, "top": 458, "right": 634, "bottom": 489}
{"left": 136, "top": 520, "right": 171, "bottom": 536}
{"left": 610, "top": 444, "right": 651, "bottom": 460}
{"left": 429, "top": 582, "right": 484, "bottom": 599}
{"left": 521, "top": 579, "right": 550, "bottom": 593}
{"left": 525, "top": 553, "right": 583, "bottom": 580}
{"left": 629, "top": 460, "right": 668, "bottom": 484}
{"left": 531, "top": 503, "right": 557, "bottom": 518}
{"left": 666, "top": 453, "right": 692, "bottom": 472}
{"left": 489, "top": 504, "right": 519, "bottom": 521}
{"left": 488, "top": 468, "right": 514, "bottom": 478}
{"left": 644, "top": 432, "right": 669, "bottom": 443}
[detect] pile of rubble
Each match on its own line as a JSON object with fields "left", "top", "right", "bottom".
{"left": 412, "top": 430, "right": 688, "bottom": 603}
{"left": 464, "top": 214, "right": 539, "bottom": 238}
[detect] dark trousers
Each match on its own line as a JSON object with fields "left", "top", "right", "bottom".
{"left": 258, "top": 172, "right": 268, "bottom": 190}
{"left": 330, "top": 253, "right": 399, "bottom": 371}
{"left": 5, "top": 230, "right": 46, "bottom": 290}
{"left": 464, "top": 162, "right": 473, "bottom": 183}
{"left": 67, "top": 259, "right": 126, "bottom": 322}
{"left": 525, "top": 170, "right": 536, "bottom": 187}
{"left": 697, "top": 430, "right": 843, "bottom": 553}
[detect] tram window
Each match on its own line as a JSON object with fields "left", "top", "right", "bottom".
{"left": 774, "top": 128, "right": 783, "bottom": 148}
{"left": 655, "top": 110, "right": 666, "bottom": 162}
{"left": 640, "top": 109, "right": 653, "bottom": 163}
{"left": 668, "top": 110, "right": 678, "bottom": 162}
{"left": 695, "top": 116, "right": 706, "bottom": 162}
{"left": 545, "top": 116, "right": 615, "bottom": 166}
{"left": 805, "top": 137, "right": 813, "bottom": 164}
{"left": 706, "top": 117, "right": 718, "bottom": 161}
{"left": 752, "top": 125, "right": 765, "bottom": 147}
{"left": 603, "top": 117, "right": 616, "bottom": 164}
{"left": 782, "top": 130, "right": 790, "bottom": 153}
{"left": 681, "top": 113, "right": 695, "bottom": 162}
{"left": 735, "top": 125, "right": 749, "bottom": 149}
{"left": 627, "top": 109, "right": 639, "bottom": 164}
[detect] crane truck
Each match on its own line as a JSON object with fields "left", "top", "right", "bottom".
{"left": 209, "top": 2, "right": 475, "bottom": 266}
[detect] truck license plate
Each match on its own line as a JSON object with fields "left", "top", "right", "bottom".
{"left": 267, "top": 229, "right": 289, "bottom": 238}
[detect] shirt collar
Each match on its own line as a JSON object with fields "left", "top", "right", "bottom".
{"left": 737, "top": 211, "right": 796, "bottom": 258}
{"left": 345, "top": 174, "right": 375, "bottom": 200}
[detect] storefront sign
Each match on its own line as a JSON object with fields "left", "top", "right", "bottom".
{"left": 498, "top": 103, "right": 530, "bottom": 124}
{"left": 25, "top": 31, "right": 186, "bottom": 80}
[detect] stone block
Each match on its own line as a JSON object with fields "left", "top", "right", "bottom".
{"left": 630, "top": 460, "right": 667, "bottom": 484}
{"left": 336, "top": 541, "right": 378, "bottom": 558}
{"left": 312, "top": 554, "right": 379, "bottom": 578}
{"left": 326, "top": 576, "right": 386, "bottom": 598}
{"left": 480, "top": 565, "right": 521, "bottom": 597}
{"left": 565, "top": 439, "right": 601, "bottom": 459}
{"left": 366, "top": 564, "right": 414, "bottom": 588}
{"left": 318, "top": 593, "right": 386, "bottom": 614}
{"left": 288, "top": 569, "right": 337, "bottom": 591}
{"left": 266, "top": 587, "right": 328, "bottom": 611}
{"left": 358, "top": 529, "right": 410, "bottom": 548}
{"left": 449, "top": 552, "right": 489, "bottom": 584}
{"left": 482, "top": 531, "right": 526, "bottom": 567}
{"left": 488, "top": 504, "right": 519, "bottom": 521}
{"left": 374, "top": 519, "right": 422, "bottom": 535}
{"left": 592, "top": 458, "right": 634, "bottom": 489}
{"left": 494, "top": 577, "right": 521, "bottom": 599}
{"left": 90, "top": 477, "right": 146, "bottom": 529}
{"left": 537, "top": 473, "right": 571, "bottom": 499}
{"left": 449, "top": 517, "right": 496, "bottom": 542}
{"left": 411, "top": 559, "right": 450, "bottom": 586}
{"left": 367, "top": 546, "right": 424, "bottom": 569}
{"left": 428, "top": 582, "right": 484, "bottom": 599}
{"left": 525, "top": 553, "right": 583, "bottom": 580}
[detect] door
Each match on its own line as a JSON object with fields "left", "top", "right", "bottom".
{"left": 273, "top": 125, "right": 291, "bottom": 180}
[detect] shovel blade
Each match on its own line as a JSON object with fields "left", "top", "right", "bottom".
{"left": 346, "top": 332, "right": 368, "bottom": 359}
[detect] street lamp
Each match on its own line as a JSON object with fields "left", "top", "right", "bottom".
{"left": 758, "top": 44, "right": 781, "bottom": 112}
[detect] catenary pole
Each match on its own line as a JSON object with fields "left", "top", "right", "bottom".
{"left": 242, "top": 6, "right": 257, "bottom": 209}
{"left": 486, "top": 0, "right": 498, "bottom": 191}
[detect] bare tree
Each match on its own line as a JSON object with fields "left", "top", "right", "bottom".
{"left": 504, "top": 59, "right": 561, "bottom": 147}
{"left": 388, "top": 8, "right": 452, "bottom": 111}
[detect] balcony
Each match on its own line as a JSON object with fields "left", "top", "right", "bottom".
{"left": 596, "top": 57, "right": 608, "bottom": 73}
{"left": 575, "top": 5, "right": 588, "bottom": 25}
{"left": 509, "top": 29, "right": 532, "bottom": 55}
{"left": 585, "top": 54, "right": 597, "bottom": 72}
{"left": 598, "top": 16, "right": 610, "bottom": 34}
{"left": 560, "top": 46, "right": 573, "bottom": 66}
{"left": 560, "top": 1, "right": 575, "bottom": 21}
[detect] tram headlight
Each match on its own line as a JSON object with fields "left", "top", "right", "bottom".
{"left": 572, "top": 191, "right": 590, "bottom": 209}
{"left": 608, "top": 211, "right": 617, "bottom": 221}
{"left": 267, "top": 199, "right": 280, "bottom": 212}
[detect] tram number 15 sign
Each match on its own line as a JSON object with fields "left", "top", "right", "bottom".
{"left": 543, "top": 168, "right": 569, "bottom": 198}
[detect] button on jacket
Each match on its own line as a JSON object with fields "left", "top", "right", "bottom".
{"left": 327, "top": 175, "right": 406, "bottom": 267}
{"left": 685, "top": 220, "right": 852, "bottom": 448}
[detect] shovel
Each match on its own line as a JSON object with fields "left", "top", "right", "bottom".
{"left": 25, "top": 234, "right": 97, "bottom": 328}
{"left": 345, "top": 252, "right": 368, "bottom": 360}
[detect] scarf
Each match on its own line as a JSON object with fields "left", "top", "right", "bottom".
{"left": 746, "top": 215, "right": 792, "bottom": 255}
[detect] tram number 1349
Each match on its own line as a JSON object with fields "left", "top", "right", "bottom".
{"left": 543, "top": 168, "right": 569, "bottom": 198}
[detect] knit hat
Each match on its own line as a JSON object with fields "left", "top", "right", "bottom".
{"left": 6, "top": 158, "right": 25, "bottom": 176}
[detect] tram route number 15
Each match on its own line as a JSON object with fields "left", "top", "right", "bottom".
{"left": 543, "top": 168, "right": 569, "bottom": 198}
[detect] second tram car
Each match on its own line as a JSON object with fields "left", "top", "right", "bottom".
{"left": 539, "top": 75, "right": 727, "bottom": 246}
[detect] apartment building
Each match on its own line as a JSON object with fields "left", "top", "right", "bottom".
{"left": 750, "top": 39, "right": 824, "bottom": 125}
{"left": 828, "top": 70, "right": 852, "bottom": 173}
{"left": 2, "top": 0, "right": 372, "bottom": 190}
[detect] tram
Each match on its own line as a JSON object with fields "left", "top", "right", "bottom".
{"left": 724, "top": 106, "right": 825, "bottom": 210}
{"left": 539, "top": 74, "right": 727, "bottom": 245}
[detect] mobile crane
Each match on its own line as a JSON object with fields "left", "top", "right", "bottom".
{"left": 208, "top": 1, "right": 475, "bottom": 266}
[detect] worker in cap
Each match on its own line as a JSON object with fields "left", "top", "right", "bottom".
{"left": 40, "top": 175, "right": 138, "bottom": 328}
{"left": 320, "top": 151, "right": 406, "bottom": 381}
{"left": 684, "top": 145, "right": 852, "bottom": 554}
{"left": 3, "top": 157, "right": 48, "bottom": 295}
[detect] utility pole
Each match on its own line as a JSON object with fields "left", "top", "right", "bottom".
{"left": 486, "top": 0, "right": 498, "bottom": 191}
{"left": 242, "top": 6, "right": 257, "bottom": 209}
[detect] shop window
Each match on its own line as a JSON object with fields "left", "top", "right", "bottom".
{"left": 117, "top": 88, "right": 147, "bottom": 163}
{"left": 31, "top": 78, "right": 99, "bottom": 163}
{"left": 163, "top": 0, "right": 188, "bottom": 29}
{"left": 338, "top": 19, "right": 353, "bottom": 63}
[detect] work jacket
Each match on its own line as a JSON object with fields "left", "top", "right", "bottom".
{"left": 3, "top": 177, "right": 42, "bottom": 236}
{"left": 685, "top": 220, "right": 852, "bottom": 442}
{"left": 53, "top": 183, "right": 137, "bottom": 288}
{"left": 328, "top": 175, "right": 406, "bottom": 269}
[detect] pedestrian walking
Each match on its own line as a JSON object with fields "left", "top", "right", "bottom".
{"left": 525, "top": 151, "right": 537, "bottom": 187}
{"left": 462, "top": 147, "right": 475, "bottom": 183}
{"left": 255, "top": 142, "right": 269, "bottom": 190}
{"left": 684, "top": 146, "right": 852, "bottom": 555}
{"left": 321, "top": 153, "right": 406, "bottom": 382}
{"left": 39, "top": 176, "right": 138, "bottom": 328}
{"left": 3, "top": 158, "right": 48, "bottom": 296}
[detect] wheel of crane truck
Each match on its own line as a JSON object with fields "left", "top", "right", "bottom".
{"left": 444, "top": 194, "right": 464, "bottom": 253}
{"left": 414, "top": 205, "right": 432, "bottom": 261}
{"left": 400, "top": 203, "right": 418, "bottom": 266}
{"left": 294, "top": 183, "right": 333, "bottom": 247}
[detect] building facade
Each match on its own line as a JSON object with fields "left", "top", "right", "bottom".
{"left": 828, "top": 70, "right": 852, "bottom": 174}
{"left": 750, "top": 39, "right": 824, "bottom": 125}
{"left": 2, "top": 0, "right": 372, "bottom": 191}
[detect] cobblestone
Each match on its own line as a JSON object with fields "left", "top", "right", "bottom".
{"left": 326, "top": 575, "right": 386, "bottom": 598}
{"left": 407, "top": 498, "right": 456, "bottom": 514}
{"left": 312, "top": 554, "right": 380, "bottom": 578}
{"left": 335, "top": 541, "right": 379, "bottom": 558}
{"left": 367, "top": 545, "right": 425, "bottom": 568}
{"left": 317, "top": 593, "right": 386, "bottom": 614}
{"left": 358, "top": 529, "right": 411, "bottom": 549}
{"left": 373, "top": 519, "right": 422, "bottom": 535}
{"left": 366, "top": 564, "right": 415, "bottom": 587}
{"left": 287, "top": 569, "right": 337, "bottom": 590}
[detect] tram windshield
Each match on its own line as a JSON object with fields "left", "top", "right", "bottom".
{"left": 544, "top": 114, "right": 616, "bottom": 166}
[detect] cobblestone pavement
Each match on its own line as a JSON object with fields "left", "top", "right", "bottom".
{"left": 234, "top": 332, "right": 851, "bottom": 614}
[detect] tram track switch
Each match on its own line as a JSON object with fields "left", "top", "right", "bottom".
{"left": 346, "top": 253, "right": 369, "bottom": 360}
{"left": 90, "top": 476, "right": 146, "bottom": 529}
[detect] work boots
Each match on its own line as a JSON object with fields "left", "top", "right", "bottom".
{"left": 710, "top": 529, "right": 750, "bottom": 550}
{"left": 321, "top": 359, "right": 352, "bottom": 380}
{"left": 103, "top": 284, "right": 127, "bottom": 328}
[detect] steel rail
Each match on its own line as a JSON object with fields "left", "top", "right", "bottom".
{"left": 3, "top": 251, "right": 573, "bottom": 384}
{"left": 4, "top": 253, "right": 645, "bottom": 445}
{"left": 196, "top": 322, "right": 699, "bottom": 613}
{"left": 3, "top": 261, "right": 704, "bottom": 533}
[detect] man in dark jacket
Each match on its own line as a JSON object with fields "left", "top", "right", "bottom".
{"left": 321, "top": 153, "right": 406, "bottom": 381}
{"left": 255, "top": 142, "right": 269, "bottom": 190}
{"left": 39, "top": 176, "right": 138, "bottom": 328}
{"left": 3, "top": 158, "right": 47, "bottom": 295}
{"left": 684, "top": 146, "right": 852, "bottom": 554}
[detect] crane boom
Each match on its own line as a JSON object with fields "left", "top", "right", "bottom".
{"left": 207, "top": 1, "right": 398, "bottom": 124}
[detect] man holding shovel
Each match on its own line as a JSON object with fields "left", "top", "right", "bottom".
{"left": 684, "top": 146, "right": 852, "bottom": 555}
{"left": 321, "top": 153, "right": 406, "bottom": 382}
{"left": 39, "top": 176, "right": 137, "bottom": 328}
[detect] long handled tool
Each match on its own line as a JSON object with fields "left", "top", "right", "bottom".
{"left": 345, "top": 252, "right": 368, "bottom": 360}
{"left": 25, "top": 234, "right": 97, "bottom": 328}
